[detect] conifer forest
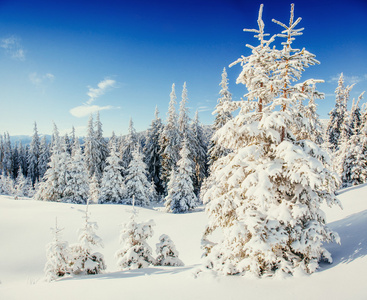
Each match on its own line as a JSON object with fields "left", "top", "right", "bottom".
{"left": 1, "top": 3, "right": 366, "bottom": 300}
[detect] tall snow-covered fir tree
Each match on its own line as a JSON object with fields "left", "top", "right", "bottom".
{"left": 70, "top": 201, "right": 106, "bottom": 275}
{"left": 165, "top": 138, "right": 197, "bottom": 213}
{"left": 44, "top": 218, "right": 70, "bottom": 281}
{"left": 190, "top": 111, "right": 208, "bottom": 194}
{"left": 118, "top": 118, "right": 138, "bottom": 175}
{"left": 202, "top": 4, "right": 341, "bottom": 277}
{"left": 160, "top": 84, "right": 181, "bottom": 194}
{"left": 336, "top": 92, "right": 367, "bottom": 187}
{"left": 2, "top": 133, "right": 12, "bottom": 177}
{"left": 144, "top": 107, "right": 164, "bottom": 195}
{"left": 208, "top": 67, "right": 233, "bottom": 167}
{"left": 98, "top": 142, "right": 125, "bottom": 204}
{"left": 326, "top": 74, "right": 355, "bottom": 151}
{"left": 84, "top": 114, "right": 99, "bottom": 179}
{"left": 94, "top": 111, "right": 108, "bottom": 180}
{"left": 36, "top": 123, "right": 69, "bottom": 202}
{"left": 124, "top": 147, "right": 152, "bottom": 206}
{"left": 63, "top": 138, "right": 89, "bottom": 204}
{"left": 27, "top": 122, "right": 40, "bottom": 185}
{"left": 38, "top": 136, "right": 50, "bottom": 180}
{"left": 115, "top": 202, "right": 156, "bottom": 270}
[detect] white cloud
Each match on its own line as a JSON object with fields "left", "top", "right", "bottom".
{"left": 197, "top": 106, "right": 212, "bottom": 112}
{"left": 0, "top": 36, "right": 25, "bottom": 61}
{"left": 86, "top": 79, "right": 116, "bottom": 104}
{"left": 328, "top": 73, "right": 367, "bottom": 85}
{"left": 29, "top": 72, "right": 55, "bottom": 86}
{"left": 70, "top": 105, "right": 115, "bottom": 118}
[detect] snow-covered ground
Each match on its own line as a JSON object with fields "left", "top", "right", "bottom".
{"left": 0, "top": 184, "right": 366, "bottom": 300}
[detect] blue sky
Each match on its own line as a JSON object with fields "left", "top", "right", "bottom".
{"left": 0, "top": 0, "right": 366, "bottom": 137}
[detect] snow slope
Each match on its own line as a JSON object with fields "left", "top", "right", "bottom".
{"left": 0, "top": 184, "right": 366, "bottom": 299}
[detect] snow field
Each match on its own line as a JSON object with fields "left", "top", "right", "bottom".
{"left": 0, "top": 183, "right": 366, "bottom": 299}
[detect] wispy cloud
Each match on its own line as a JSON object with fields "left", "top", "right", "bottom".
{"left": 86, "top": 78, "right": 116, "bottom": 104}
{"left": 29, "top": 72, "right": 55, "bottom": 86}
{"left": 0, "top": 36, "right": 26, "bottom": 61}
{"left": 70, "top": 78, "right": 118, "bottom": 118}
{"left": 328, "top": 73, "right": 367, "bottom": 85}
{"left": 197, "top": 106, "right": 212, "bottom": 112}
{"left": 70, "top": 105, "right": 115, "bottom": 118}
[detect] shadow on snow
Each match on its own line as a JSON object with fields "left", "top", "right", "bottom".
{"left": 59, "top": 265, "right": 197, "bottom": 282}
{"left": 319, "top": 209, "right": 367, "bottom": 271}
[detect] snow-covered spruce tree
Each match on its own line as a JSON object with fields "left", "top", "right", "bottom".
{"left": 44, "top": 218, "right": 70, "bottom": 281}
{"left": 160, "top": 84, "right": 181, "bottom": 193}
{"left": 70, "top": 201, "right": 106, "bottom": 275}
{"left": 84, "top": 114, "right": 99, "bottom": 179}
{"left": 190, "top": 110, "right": 208, "bottom": 194}
{"left": 202, "top": 4, "right": 340, "bottom": 277}
{"left": 118, "top": 118, "right": 138, "bottom": 175}
{"left": 178, "top": 82, "right": 191, "bottom": 138}
{"left": 124, "top": 147, "right": 152, "bottom": 206}
{"left": 27, "top": 122, "right": 40, "bottom": 185}
{"left": 144, "top": 106, "right": 164, "bottom": 195}
{"left": 15, "top": 166, "right": 28, "bottom": 198}
{"left": 336, "top": 92, "right": 367, "bottom": 187}
{"left": 17, "top": 141, "right": 28, "bottom": 178}
{"left": 89, "top": 173, "right": 100, "bottom": 204}
{"left": 115, "top": 201, "right": 156, "bottom": 270}
{"left": 165, "top": 138, "right": 197, "bottom": 213}
{"left": 94, "top": 111, "right": 108, "bottom": 180}
{"left": 326, "top": 74, "right": 354, "bottom": 152}
{"left": 35, "top": 123, "right": 65, "bottom": 201}
{"left": 63, "top": 138, "right": 89, "bottom": 204}
{"left": 349, "top": 94, "right": 363, "bottom": 136}
{"left": 155, "top": 234, "right": 184, "bottom": 266}
{"left": 98, "top": 142, "right": 125, "bottom": 204}
{"left": 38, "top": 136, "right": 50, "bottom": 180}
{"left": 2, "top": 132, "right": 12, "bottom": 176}
{"left": 208, "top": 67, "right": 233, "bottom": 168}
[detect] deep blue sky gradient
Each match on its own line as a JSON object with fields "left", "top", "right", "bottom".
{"left": 0, "top": 0, "right": 366, "bottom": 136}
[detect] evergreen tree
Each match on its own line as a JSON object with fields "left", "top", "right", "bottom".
{"left": 44, "top": 218, "right": 70, "bottom": 281}
{"left": 144, "top": 107, "right": 164, "bottom": 195}
{"left": 2, "top": 133, "right": 12, "bottom": 176}
{"left": 155, "top": 234, "right": 184, "bottom": 266}
{"left": 70, "top": 201, "right": 106, "bottom": 275}
{"left": 178, "top": 82, "right": 190, "bottom": 137}
{"left": 202, "top": 5, "right": 340, "bottom": 276}
{"left": 15, "top": 166, "right": 28, "bottom": 198}
{"left": 124, "top": 147, "right": 152, "bottom": 206}
{"left": 165, "top": 138, "right": 197, "bottom": 213}
{"left": 119, "top": 118, "right": 138, "bottom": 174}
{"left": 208, "top": 67, "right": 233, "bottom": 167}
{"left": 190, "top": 111, "right": 208, "bottom": 194}
{"left": 18, "top": 141, "right": 28, "bottom": 178}
{"left": 94, "top": 112, "right": 108, "bottom": 180}
{"left": 115, "top": 202, "right": 156, "bottom": 270}
{"left": 98, "top": 143, "right": 125, "bottom": 204}
{"left": 64, "top": 139, "right": 89, "bottom": 204}
{"left": 337, "top": 92, "right": 366, "bottom": 187}
{"left": 89, "top": 173, "right": 100, "bottom": 204}
{"left": 11, "top": 143, "right": 19, "bottom": 179}
{"left": 38, "top": 136, "right": 50, "bottom": 180}
{"left": 35, "top": 123, "right": 66, "bottom": 201}
{"left": 27, "top": 122, "right": 40, "bottom": 185}
{"left": 326, "top": 74, "right": 354, "bottom": 151}
{"left": 84, "top": 114, "right": 99, "bottom": 179}
{"left": 160, "top": 84, "right": 181, "bottom": 193}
